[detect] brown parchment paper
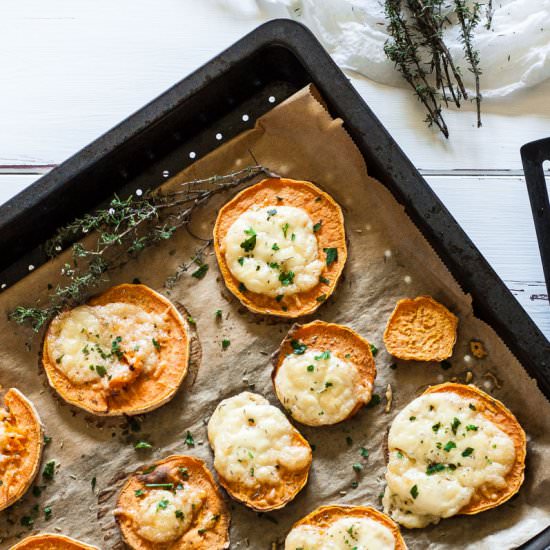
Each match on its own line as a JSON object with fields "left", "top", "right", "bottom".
{"left": 0, "top": 85, "right": 549, "bottom": 550}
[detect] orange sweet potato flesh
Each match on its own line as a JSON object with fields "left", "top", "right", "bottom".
{"left": 272, "top": 320, "right": 376, "bottom": 424}
{"left": 383, "top": 296, "right": 458, "bottom": 361}
{"left": 116, "top": 455, "right": 230, "bottom": 550}
{"left": 10, "top": 534, "right": 99, "bottom": 550}
{"left": 42, "top": 284, "right": 190, "bottom": 416}
{"left": 423, "top": 383, "right": 526, "bottom": 515}
{"left": 290, "top": 505, "right": 407, "bottom": 549}
{"left": 0, "top": 388, "right": 43, "bottom": 511}
{"left": 213, "top": 177, "right": 346, "bottom": 317}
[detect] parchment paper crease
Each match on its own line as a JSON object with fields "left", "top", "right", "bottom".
{"left": 0, "top": 85, "right": 548, "bottom": 549}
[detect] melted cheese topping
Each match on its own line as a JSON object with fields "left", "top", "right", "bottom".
{"left": 383, "top": 392, "right": 516, "bottom": 528}
{"left": 0, "top": 409, "right": 25, "bottom": 478}
{"left": 222, "top": 205, "right": 324, "bottom": 297}
{"left": 134, "top": 486, "right": 205, "bottom": 543}
{"left": 49, "top": 302, "right": 168, "bottom": 388}
{"left": 207, "top": 392, "right": 311, "bottom": 488}
{"left": 285, "top": 516, "right": 396, "bottom": 550}
{"left": 274, "top": 349, "right": 371, "bottom": 425}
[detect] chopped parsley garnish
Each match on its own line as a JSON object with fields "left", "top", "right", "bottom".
{"left": 469, "top": 403, "right": 477, "bottom": 410}
{"left": 215, "top": 309, "right": 222, "bottom": 319}
{"left": 275, "top": 294, "right": 284, "bottom": 302}
{"left": 291, "top": 340, "right": 307, "bottom": 355}
{"left": 43, "top": 461, "right": 56, "bottom": 480}
{"left": 221, "top": 338, "right": 231, "bottom": 350}
{"left": 451, "top": 417, "right": 461, "bottom": 435}
{"left": 316, "top": 294, "right": 327, "bottom": 302}
{"left": 314, "top": 350, "right": 331, "bottom": 360}
{"left": 366, "top": 394, "right": 381, "bottom": 408}
{"left": 352, "top": 463, "right": 363, "bottom": 473}
{"left": 324, "top": 247, "right": 338, "bottom": 266}
{"left": 179, "top": 467, "right": 189, "bottom": 479}
{"left": 369, "top": 344, "right": 378, "bottom": 357}
{"left": 95, "top": 365, "right": 107, "bottom": 377}
{"left": 278, "top": 270, "right": 295, "bottom": 286}
{"left": 44, "top": 435, "right": 52, "bottom": 445}
{"left": 111, "top": 336, "right": 124, "bottom": 359}
{"left": 185, "top": 431, "right": 195, "bottom": 447}
{"left": 157, "top": 498, "right": 169, "bottom": 511}
{"left": 238, "top": 282, "right": 247, "bottom": 292}
{"left": 44, "top": 506, "right": 52, "bottom": 520}
{"left": 55, "top": 355, "right": 63, "bottom": 364}
{"left": 21, "top": 516, "right": 34, "bottom": 527}
{"left": 266, "top": 208, "right": 277, "bottom": 218}
{"left": 237, "top": 257, "right": 245, "bottom": 266}
{"left": 313, "top": 221, "right": 322, "bottom": 232}
{"left": 409, "top": 416, "right": 416, "bottom": 421}
{"left": 324, "top": 381, "right": 333, "bottom": 389}
{"left": 466, "top": 424, "right": 478, "bottom": 431}
{"left": 351, "top": 481, "right": 359, "bottom": 489}
{"left": 240, "top": 228, "right": 257, "bottom": 252}
{"left": 443, "top": 441, "right": 457, "bottom": 452}
{"left": 307, "top": 364, "right": 314, "bottom": 372}
{"left": 360, "top": 447, "right": 369, "bottom": 458}
{"left": 145, "top": 483, "right": 174, "bottom": 489}
{"left": 462, "top": 447, "right": 474, "bottom": 457}
{"left": 291, "top": 233, "right": 296, "bottom": 241}
{"left": 175, "top": 510, "right": 184, "bottom": 519}
{"left": 272, "top": 243, "right": 280, "bottom": 251}
{"left": 397, "top": 451, "right": 404, "bottom": 459}
{"left": 432, "top": 422, "right": 441, "bottom": 433}
{"left": 191, "top": 263, "right": 209, "bottom": 279}
{"left": 319, "top": 276, "right": 330, "bottom": 284}
{"left": 269, "top": 262, "right": 280, "bottom": 269}
{"left": 410, "top": 485, "right": 419, "bottom": 499}
{"left": 282, "top": 223, "right": 290, "bottom": 238}
{"left": 426, "top": 462, "right": 446, "bottom": 475}
{"left": 91, "top": 477, "right": 96, "bottom": 492}
{"left": 134, "top": 440, "right": 152, "bottom": 450}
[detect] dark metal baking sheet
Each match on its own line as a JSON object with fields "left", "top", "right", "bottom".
{"left": 0, "top": 19, "right": 548, "bottom": 548}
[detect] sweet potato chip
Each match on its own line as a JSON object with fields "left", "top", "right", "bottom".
{"left": 272, "top": 320, "right": 376, "bottom": 425}
{"left": 383, "top": 296, "right": 458, "bottom": 361}
{"left": 0, "top": 388, "right": 43, "bottom": 511}
{"left": 213, "top": 177, "right": 346, "bottom": 317}
{"left": 42, "top": 284, "right": 191, "bottom": 416}
{"left": 115, "top": 455, "right": 229, "bottom": 549}
{"left": 286, "top": 505, "right": 407, "bottom": 549}
{"left": 10, "top": 534, "right": 99, "bottom": 550}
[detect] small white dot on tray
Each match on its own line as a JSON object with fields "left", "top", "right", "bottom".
{"left": 162, "top": 170, "right": 170, "bottom": 178}
{"left": 136, "top": 189, "right": 143, "bottom": 196}
{"left": 404, "top": 275, "right": 412, "bottom": 284}
{"left": 268, "top": 95, "right": 276, "bottom": 103}
{"left": 242, "top": 114, "right": 249, "bottom": 122}
{"left": 215, "top": 133, "right": 223, "bottom": 141}
{"left": 28, "top": 265, "right": 35, "bottom": 271}
{"left": 1, "top": 283, "right": 6, "bottom": 289}
{"left": 384, "top": 249, "right": 392, "bottom": 258}
{"left": 464, "top": 354, "right": 473, "bottom": 364}
{"left": 189, "top": 151, "right": 196, "bottom": 159}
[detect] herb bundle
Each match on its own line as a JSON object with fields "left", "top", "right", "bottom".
{"left": 10, "top": 165, "right": 275, "bottom": 331}
{"left": 384, "top": 0, "right": 491, "bottom": 137}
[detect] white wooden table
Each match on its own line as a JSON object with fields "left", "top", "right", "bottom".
{"left": 1, "top": 0, "right": 548, "bottom": 337}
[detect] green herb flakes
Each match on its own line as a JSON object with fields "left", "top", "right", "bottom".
{"left": 324, "top": 247, "right": 338, "bottom": 266}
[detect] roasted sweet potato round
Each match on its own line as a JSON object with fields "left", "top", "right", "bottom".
{"left": 272, "top": 320, "right": 376, "bottom": 426}
{"left": 0, "top": 388, "right": 43, "bottom": 512}
{"left": 42, "top": 284, "right": 191, "bottom": 416}
{"left": 213, "top": 177, "right": 346, "bottom": 317}
{"left": 10, "top": 534, "right": 99, "bottom": 550}
{"left": 207, "top": 391, "right": 312, "bottom": 511}
{"left": 383, "top": 296, "right": 458, "bottom": 361}
{"left": 383, "top": 382, "right": 526, "bottom": 528}
{"left": 285, "top": 505, "right": 407, "bottom": 549}
{"left": 115, "top": 455, "right": 229, "bottom": 549}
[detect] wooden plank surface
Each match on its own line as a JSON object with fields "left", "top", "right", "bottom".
{"left": 1, "top": 0, "right": 549, "bottom": 170}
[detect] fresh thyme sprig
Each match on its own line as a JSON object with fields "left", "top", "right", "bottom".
{"left": 10, "top": 165, "right": 275, "bottom": 331}
{"left": 384, "top": 0, "right": 490, "bottom": 137}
